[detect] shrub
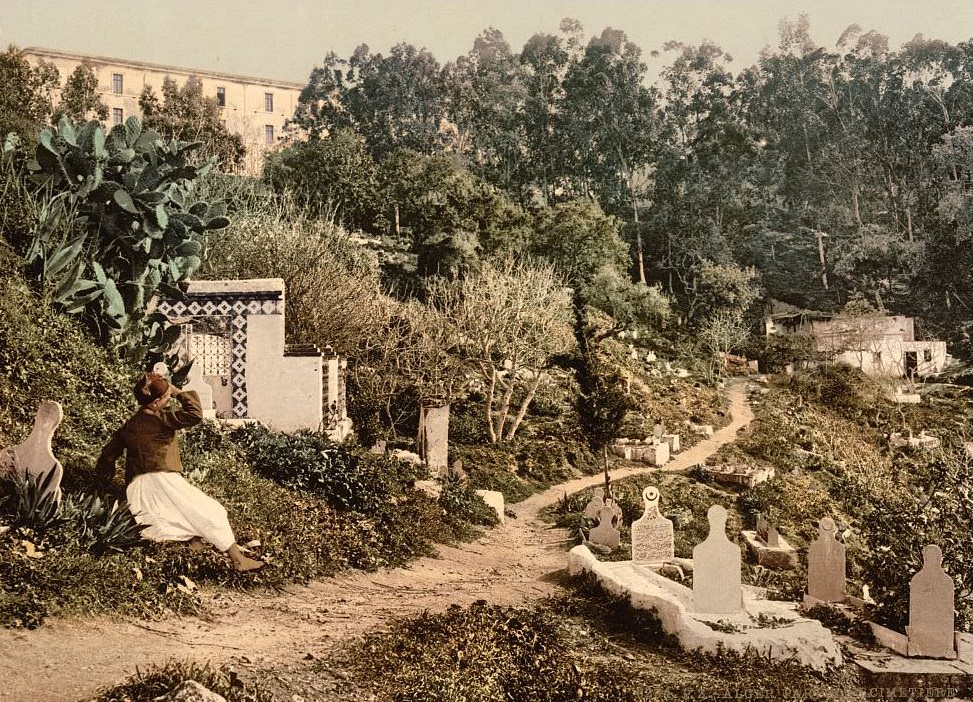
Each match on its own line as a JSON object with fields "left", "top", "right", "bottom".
{"left": 438, "top": 474, "right": 499, "bottom": 527}
{"left": 0, "top": 273, "right": 134, "bottom": 481}
{"left": 93, "top": 659, "right": 273, "bottom": 702}
{"left": 228, "top": 423, "right": 426, "bottom": 513}
{"left": 789, "top": 364, "right": 884, "bottom": 419}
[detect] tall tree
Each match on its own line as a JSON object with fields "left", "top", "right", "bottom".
{"left": 0, "top": 46, "right": 59, "bottom": 142}
{"left": 561, "top": 27, "right": 657, "bottom": 284}
{"left": 139, "top": 76, "right": 245, "bottom": 170}
{"left": 53, "top": 61, "right": 108, "bottom": 123}
{"left": 443, "top": 28, "right": 528, "bottom": 192}
{"left": 347, "top": 43, "right": 448, "bottom": 158}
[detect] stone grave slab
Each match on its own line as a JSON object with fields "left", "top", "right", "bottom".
{"left": 474, "top": 489, "right": 505, "bottom": 525}
{"left": 631, "top": 486, "right": 674, "bottom": 565}
{"left": 692, "top": 505, "right": 743, "bottom": 614}
{"left": 806, "top": 517, "right": 846, "bottom": 604}
{"left": 567, "top": 545, "right": 842, "bottom": 671}
{"left": 0, "top": 401, "right": 64, "bottom": 500}
{"left": 908, "top": 545, "right": 956, "bottom": 659}
{"left": 582, "top": 487, "right": 606, "bottom": 521}
{"left": 703, "top": 464, "right": 774, "bottom": 489}
{"left": 849, "top": 634, "right": 973, "bottom": 690}
{"left": 742, "top": 528, "right": 798, "bottom": 570}
{"left": 423, "top": 405, "right": 450, "bottom": 472}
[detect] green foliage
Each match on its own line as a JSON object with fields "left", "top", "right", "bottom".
{"left": 197, "top": 195, "right": 384, "bottom": 358}
{"left": 53, "top": 61, "right": 108, "bottom": 124}
{"left": 139, "top": 76, "right": 246, "bottom": 170}
{"left": 263, "top": 128, "right": 382, "bottom": 230}
{"left": 61, "top": 493, "right": 146, "bottom": 555}
{"left": 0, "top": 471, "right": 66, "bottom": 535}
{"left": 788, "top": 365, "right": 884, "bottom": 419}
{"left": 0, "top": 274, "right": 133, "bottom": 475}
{"left": 532, "top": 200, "right": 628, "bottom": 289}
{"left": 438, "top": 474, "right": 499, "bottom": 527}
{"left": 346, "top": 586, "right": 865, "bottom": 702}
{"left": 0, "top": 472, "right": 145, "bottom": 557}
{"left": 689, "top": 261, "right": 760, "bottom": 323}
{"left": 354, "top": 601, "right": 588, "bottom": 702}
{"left": 23, "top": 115, "right": 229, "bottom": 368}
{"left": 93, "top": 659, "right": 273, "bottom": 702}
{"left": 0, "top": 46, "right": 59, "bottom": 142}
{"left": 576, "top": 351, "right": 632, "bottom": 455}
{"left": 228, "top": 423, "right": 425, "bottom": 513}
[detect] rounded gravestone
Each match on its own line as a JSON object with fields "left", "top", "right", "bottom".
{"left": 692, "top": 504, "right": 743, "bottom": 614}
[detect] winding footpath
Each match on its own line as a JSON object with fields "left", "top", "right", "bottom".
{"left": 0, "top": 382, "right": 753, "bottom": 702}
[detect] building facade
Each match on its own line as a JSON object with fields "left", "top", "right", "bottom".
{"left": 23, "top": 47, "right": 303, "bottom": 174}
{"left": 765, "top": 306, "right": 949, "bottom": 378}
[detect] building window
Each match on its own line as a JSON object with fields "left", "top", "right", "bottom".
{"left": 216, "top": 86, "right": 225, "bottom": 107}
{"left": 112, "top": 73, "right": 123, "bottom": 94}
{"left": 112, "top": 108, "right": 123, "bottom": 125}
{"left": 264, "top": 125, "right": 275, "bottom": 144}
{"left": 264, "top": 92, "right": 274, "bottom": 112}
{"left": 872, "top": 351, "right": 882, "bottom": 364}
{"left": 923, "top": 349, "right": 932, "bottom": 362}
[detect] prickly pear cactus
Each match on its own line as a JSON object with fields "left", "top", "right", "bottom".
{"left": 24, "top": 116, "right": 229, "bottom": 371}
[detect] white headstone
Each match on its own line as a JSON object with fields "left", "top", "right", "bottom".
{"left": 692, "top": 505, "right": 743, "bottom": 614}
{"left": 908, "top": 544, "right": 955, "bottom": 658}
{"left": 631, "top": 486, "right": 674, "bottom": 564}
{"left": 0, "top": 401, "right": 64, "bottom": 500}
{"left": 807, "top": 517, "right": 846, "bottom": 603}
{"left": 589, "top": 503, "right": 621, "bottom": 550}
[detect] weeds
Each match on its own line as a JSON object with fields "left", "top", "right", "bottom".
{"left": 93, "top": 659, "right": 273, "bottom": 702}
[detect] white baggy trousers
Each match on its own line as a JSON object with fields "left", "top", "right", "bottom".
{"left": 127, "top": 472, "right": 236, "bottom": 552}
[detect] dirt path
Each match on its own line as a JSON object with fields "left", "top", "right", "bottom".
{"left": 0, "top": 382, "right": 753, "bottom": 702}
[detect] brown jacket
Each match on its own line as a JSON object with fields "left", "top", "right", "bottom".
{"left": 96, "top": 390, "right": 203, "bottom": 486}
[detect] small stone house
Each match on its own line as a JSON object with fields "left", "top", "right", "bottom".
{"left": 765, "top": 303, "right": 948, "bottom": 378}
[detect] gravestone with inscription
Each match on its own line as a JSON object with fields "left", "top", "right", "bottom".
{"left": 692, "top": 505, "right": 743, "bottom": 614}
{"left": 806, "top": 517, "right": 846, "bottom": 604}
{"left": 631, "top": 486, "right": 674, "bottom": 565}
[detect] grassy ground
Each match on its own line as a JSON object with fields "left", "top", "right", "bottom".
{"left": 0, "top": 272, "right": 495, "bottom": 629}
{"left": 305, "top": 579, "right": 866, "bottom": 702}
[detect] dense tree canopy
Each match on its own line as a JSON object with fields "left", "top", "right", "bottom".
{"left": 281, "top": 17, "right": 973, "bottom": 357}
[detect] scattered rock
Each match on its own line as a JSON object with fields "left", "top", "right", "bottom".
{"left": 153, "top": 680, "right": 226, "bottom": 702}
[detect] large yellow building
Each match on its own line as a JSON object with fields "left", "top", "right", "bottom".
{"left": 23, "top": 46, "right": 303, "bottom": 174}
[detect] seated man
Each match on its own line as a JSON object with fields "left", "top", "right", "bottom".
{"left": 96, "top": 372, "right": 263, "bottom": 572}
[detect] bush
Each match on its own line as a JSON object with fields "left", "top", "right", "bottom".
{"left": 93, "top": 659, "right": 273, "bottom": 702}
{"left": 228, "top": 422, "right": 426, "bottom": 513}
{"left": 0, "top": 274, "right": 134, "bottom": 482}
{"left": 789, "top": 364, "right": 884, "bottom": 419}
{"left": 438, "top": 474, "right": 499, "bottom": 527}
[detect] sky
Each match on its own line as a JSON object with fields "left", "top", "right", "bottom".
{"left": 2, "top": 1, "right": 973, "bottom": 85}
